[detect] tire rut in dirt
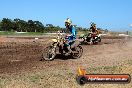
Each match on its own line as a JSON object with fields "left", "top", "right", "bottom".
{"left": 0, "top": 42, "right": 48, "bottom": 74}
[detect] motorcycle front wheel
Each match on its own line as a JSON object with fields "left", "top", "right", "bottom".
{"left": 42, "top": 46, "right": 56, "bottom": 61}
{"left": 98, "top": 37, "right": 101, "bottom": 42}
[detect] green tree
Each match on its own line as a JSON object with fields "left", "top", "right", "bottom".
{"left": 13, "top": 18, "right": 21, "bottom": 32}
{"left": 34, "top": 21, "right": 44, "bottom": 32}
{"left": 28, "top": 20, "right": 35, "bottom": 32}
{"left": 13, "top": 19, "right": 28, "bottom": 32}
{"left": 0, "top": 20, "right": 2, "bottom": 31}
{"left": 1, "top": 18, "right": 13, "bottom": 31}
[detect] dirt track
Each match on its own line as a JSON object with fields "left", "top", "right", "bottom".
{"left": 0, "top": 36, "right": 131, "bottom": 74}
{"left": 0, "top": 36, "right": 132, "bottom": 88}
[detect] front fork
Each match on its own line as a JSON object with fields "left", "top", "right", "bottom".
{"left": 52, "top": 42, "right": 63, "bottom": 54}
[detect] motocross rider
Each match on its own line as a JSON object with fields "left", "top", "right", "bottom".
{"left": 64, "top": 18, "right": 76, "bottom": 54}
{"left": 89, "top": 23, "right": 99, "bottom": 40}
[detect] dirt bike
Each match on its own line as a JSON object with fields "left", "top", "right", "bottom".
{"left": 42, "top": 32, "right": 83, "bottom": 61}
{"left": 79, "top": 33, "right": 101, "bottom": 45}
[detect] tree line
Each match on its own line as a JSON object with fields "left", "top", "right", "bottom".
{"left": 0, "top": 18, "right": 63, "bottom": 33}
{"left": 0, "top": 18, "right": 108, "bottom": 33}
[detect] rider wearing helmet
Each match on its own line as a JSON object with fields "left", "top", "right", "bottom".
{"left": 89, "top": 23, "right": 99, "bottom": 38}
{"left": 64, "top": 18, "right": 76, "bottom": 54}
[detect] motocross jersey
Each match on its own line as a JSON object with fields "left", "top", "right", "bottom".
{"left": 69, "top": 25, "right": 76, "bottom": 39}
{"left": 65, "top": 25, "right": 76, "bottom": 46}
{"left": 90, "top": 27, "right": 99, "bottom": 36}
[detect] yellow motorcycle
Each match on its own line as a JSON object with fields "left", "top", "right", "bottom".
{"left": 42, "top": 32, "right": 83, "bottom": 61}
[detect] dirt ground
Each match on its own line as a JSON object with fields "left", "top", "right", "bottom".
{"left": 0, "top": 36, "right": 132, "bottom": 88}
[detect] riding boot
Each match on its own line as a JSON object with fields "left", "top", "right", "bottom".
{"left": 67, "top": 46, "right": 72, "bottom": 53}
{"left": 65, "top": 46, "right": 72, "bottom": 55}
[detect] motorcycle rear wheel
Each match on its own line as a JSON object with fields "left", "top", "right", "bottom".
{"left": 72, "top": 45, "right": 83, "bottom": 59}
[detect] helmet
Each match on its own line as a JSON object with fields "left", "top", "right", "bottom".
{"left": 64, "top": 18, "right": 72, "bottom": 24}
{"left": 91, "top": 22, "right": 96, "bottom": 27}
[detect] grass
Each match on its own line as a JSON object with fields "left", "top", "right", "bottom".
{"left": 0, "top": 31, "right": 45, "bottom": 36}
{"left": 0, "top": 31, "right": 85, "bottom": 36}
{"left": 126, "top": 60, "right": 132, "bottom": 65}
{"left": 86, "top": 66, "right": 122, "bottom": 74}
{"left": 0, "top": 60, "right": 132, "bottom": 88}
{"left": 0, "top": 76, "right": 11, "bottom": 87}
{"left": 77, "top": 31, "right": 89, "bottom": 36}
